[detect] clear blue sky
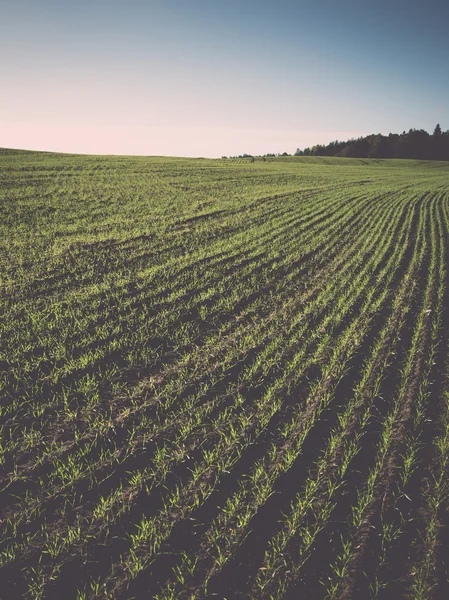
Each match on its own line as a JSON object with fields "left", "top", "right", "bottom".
{"left": 1, "top": 0, "right": 448, "bottom": 156}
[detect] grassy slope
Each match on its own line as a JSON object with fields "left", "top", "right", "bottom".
{"left": 1, "top": 150, "right": 449, "bottom": 600}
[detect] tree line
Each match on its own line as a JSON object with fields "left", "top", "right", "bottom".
{"left": 294, "top": 124, "right": 449, "bottom": 161}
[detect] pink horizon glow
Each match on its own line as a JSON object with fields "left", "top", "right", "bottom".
{"left": 0, "top": 122, "right": 367, "bottom": 158}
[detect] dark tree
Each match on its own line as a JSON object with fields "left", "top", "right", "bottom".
{"left": 294, "top": 125, "right": 448, "bottom": 161}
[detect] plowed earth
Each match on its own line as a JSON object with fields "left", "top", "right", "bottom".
{"left": 1, "top": 151, "right": 449, "bottom": 599}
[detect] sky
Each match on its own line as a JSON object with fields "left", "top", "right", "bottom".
{"left": 1, "top": 0, "right": 449, "bottom": 157}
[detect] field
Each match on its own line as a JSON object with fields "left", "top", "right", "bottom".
{"left": 1, "top": 149, "right": 449, "bottom": 600}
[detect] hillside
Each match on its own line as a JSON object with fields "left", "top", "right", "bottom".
{"left": 1, "top": 151, "right": 449, "bottom": 599}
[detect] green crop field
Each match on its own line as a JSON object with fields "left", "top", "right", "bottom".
{"left": 1, "top": 149, "right": 449, "bottom": 599}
